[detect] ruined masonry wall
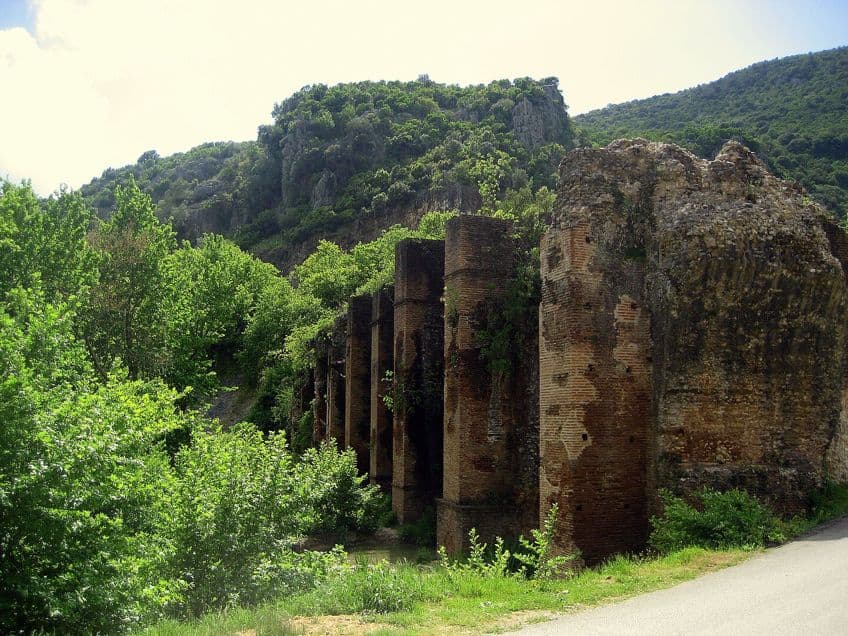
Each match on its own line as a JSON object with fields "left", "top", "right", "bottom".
{"left": 541, "top": 139, "right": 848, "bottom": 563}
{"left": 392, "top": 239, "right": 445, "bottom": 523}
{"left": 345, "top": 295, "right": 372, "bottom": 475}
{"left": 539, "top": 212, "right": 651, "bottom": 564}
{"left": 438, "top": 215, "right": 539, "bottom": 554}
{"left": 370, "top": 286, "right": 395, "bottom": 491}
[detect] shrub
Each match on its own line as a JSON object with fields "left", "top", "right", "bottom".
{"left": 397, "top": 506, "right": 437, "bottom": 546}
{"left": 649, "top": 488, "right": 778, "bottom": 554}
{"left": 293, "top": 442, "right": 385, "bottom": 537}
{"left": 513, "top": 504, "right": 577, "bottom": 579}
{"left": 167, "top": 424, "right": 300, "bottom": 615}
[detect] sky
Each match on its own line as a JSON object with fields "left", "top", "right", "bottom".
{"left": 0, "top": 0, "right": 846, "bottom": 195}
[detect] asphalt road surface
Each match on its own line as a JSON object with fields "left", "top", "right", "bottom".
{"left": 513, "top": 515, "right": 848, "bottom": 635}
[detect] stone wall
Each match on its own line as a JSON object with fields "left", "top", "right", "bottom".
{"left": 301, "top": 138, "right": 848, "bottom": 563}
{"left": 392, "top": 238, "right": 445, "bottom": 523}
{"left": 371, "top": 286, "right": 395, "bottom": 491}
{"left": 539, "top": 188, "right": 651, "bottom": 563}
{"left": 541, "top": 139, "right": 848, "bottom": 562}
{"left": 345, "top": 295, "right": 372, "bottom": 474}
{"left": 438, "top": 215, "right": 539, "bottom": 554}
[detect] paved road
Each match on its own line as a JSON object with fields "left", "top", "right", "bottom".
{"left": 513, "top": 516, "right": 848, "bottom": 635}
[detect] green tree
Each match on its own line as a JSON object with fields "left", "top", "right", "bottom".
{"left": 0, "top": 289, "right": 187, "bottom": 633}
{"left": 0, "top": 181, "right": 97, "bottom": 302}
{"left": 82, "top": 181, "right": 176, "bottom": 379}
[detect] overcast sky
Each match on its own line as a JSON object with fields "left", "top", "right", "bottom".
{"left": 1, "top": 0, "right": 846, "bottom": 195}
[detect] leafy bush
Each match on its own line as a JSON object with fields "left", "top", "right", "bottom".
{"left": 294, "top": 442, "right": 386, "bottom": 537}
{"left": 649, "top": 488, "right": 779, "bottom": 554}
{"left": 398, "top": 506, "right": 437, "bottom": 546}
{"left": 437, "top": 506, "right": 573, "bottom": 581}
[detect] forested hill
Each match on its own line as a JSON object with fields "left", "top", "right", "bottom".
{"left": 575, "top": 46, "right": 848, "bottom": 219}
{"left": 81, "top": 78, "right": 573, "bottom": 271}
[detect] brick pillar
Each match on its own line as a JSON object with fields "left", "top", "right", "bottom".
{"left": 326, "top": 315, "right": 347, "bottom": 449}
{"left": 392, "top": 238, "right": 445, "bottom": 523}
{"left": 539, "top": 220, "right": 651, "bottom": 564}
{"left": 438, "top": 215, "right": 536, "bottom": 554}
{"left": 370, "top": 286, "right": 394, "bottom": 492}
{"left": 345, "top": 295, "right": 372, "bottom": 475}
{"left": 312, "top": 338, "right": 328, "bottom": 445}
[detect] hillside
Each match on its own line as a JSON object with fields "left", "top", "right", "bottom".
{"left": 81, "top": 78, "right": 573, "bottom": 271}
{"left": 575, "top": 46, "right": 848, "bottom": 218}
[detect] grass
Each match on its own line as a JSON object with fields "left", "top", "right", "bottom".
{"left": 141, "top": 546, "right": 750, "bottom": 636}
{"left": 142, "top": 482, "right": 848, "bottom": 636}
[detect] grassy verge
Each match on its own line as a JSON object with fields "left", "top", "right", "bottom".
{"left": 142, "top": 546, "right": 751, "bottom": 636}
{"left": 143, "top": 483, "right": 848, "bottom": 636}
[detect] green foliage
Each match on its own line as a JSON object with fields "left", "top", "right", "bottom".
{"left": 82, "top": 180, "right": 177, "bottom": 379}
{"left": 649, "top": 488, "right": 779, "bottom": 554}
{"left": 0, "top": 291, "right": 190, "bottom": 632}
{"left": 397, "top": 506, "right": 437, "bottom": 547}
{"left": 0, "top": 181, "right": 97, "bottom": 302}
{"left": 436, "top": 506, "right": 574, "bottom": 582}
{"left": 163, "top": 234, "right": 280, "bottom": 398}
{"left": 81, "top": 79, "right": 573, "bottom": 260}
{"left": 0, "top": 194, "right": 386, "bottom": 631}
{"left": 168, "top": 425, "right": 348, "bottom": 616}
{"left": 293, "top": 442, "right": 386, "bottom": 537}
{"left": 513, "top": 504, "right": 577, "bottom": 579}
{"left": 576, "top": 46, "right": 848, "bottom": 218}
{"left": 296, "top": 561, "right": 426, "bottom": 615}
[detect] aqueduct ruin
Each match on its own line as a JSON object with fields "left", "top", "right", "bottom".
{"left": 303, "top": 140, "right": 848, "bottom": 561}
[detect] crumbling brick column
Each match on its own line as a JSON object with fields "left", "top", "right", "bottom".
{"left": 325, "top": 315, "right": 347, "bottom": 449}
{"left": 539, "top": 211, "right": 651, "bottom": 565}
{"left": 370, "top": 286, "right": 394, "bottom": 491}
{"left": 438, "top": 215, "right": 538, "bottom": 554}
{"left": 312, "top": 337, "right": 329, "bottom": 445}
{"left": 392, "top": 239, "right": 445, "bottom": 523}
{"left": 345, "top": 295, "right": 372, "bottom": 475}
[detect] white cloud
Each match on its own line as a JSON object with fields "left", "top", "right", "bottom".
{"left": 0, "top": 0, "right": 845, "bottom": 195}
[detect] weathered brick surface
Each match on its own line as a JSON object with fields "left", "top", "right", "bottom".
{"left": 371, "top": 286, "right": 395, "bottom": 491}
{"left": 540, "top": 217, "right": 651, "bottom": 564}
{"left": 312, "top": 338, "right": 329, "bottom": 444}
{"left": 392, "top": 239, "right": 445, "bottom": 523}
{"left": 326, "top": 315, "right": 347, "bottom": 450}
{"left": 439, "top": 215, "right": 539, "bottom": 554}
{"left": 345, "top": 295, "right": 372, "bottom": 475}
{"left": 542, "top": 139, "right": 848, "bottom": 562}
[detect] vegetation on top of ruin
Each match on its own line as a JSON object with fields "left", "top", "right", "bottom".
{"left": 575, "top": 46, "right": 848, "bottom": 218}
